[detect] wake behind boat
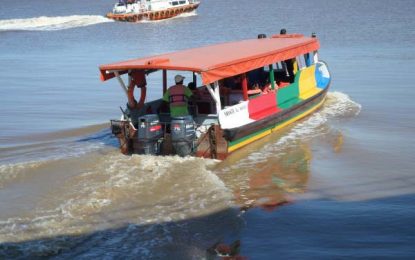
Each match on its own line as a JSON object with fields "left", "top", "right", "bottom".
{"left": 106, "top": 0, "right": 200, "bottom": 22}
{"left": 99, "top": 30, "right": 331, "bottom": 159}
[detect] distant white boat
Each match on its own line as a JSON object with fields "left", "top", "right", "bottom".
{"left": 106, "top": 0, "right": 200, "bottom": 22}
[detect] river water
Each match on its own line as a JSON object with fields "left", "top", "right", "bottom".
{"left": 1, "top": 0, "right": 414, "bottom": 258}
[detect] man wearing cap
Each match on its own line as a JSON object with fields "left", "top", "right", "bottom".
{"left": 163, "top": 74, "right": 193, "bottom": 117}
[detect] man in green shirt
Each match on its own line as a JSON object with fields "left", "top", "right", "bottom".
{"left": 163, "top": 74, "right": 193, "bottom": 117}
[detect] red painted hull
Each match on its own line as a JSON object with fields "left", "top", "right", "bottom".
{"left": 106, "top": 3, "right": 199, "bottom": 22}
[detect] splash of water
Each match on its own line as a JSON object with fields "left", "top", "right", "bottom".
{"left": 0, "top": 91, "right": 360, "bottom": 257}
{"left": 0, "top": 153, "right": 231, "bottom": 258}
{"left": 0, "top": 154, "right": 228, "bottom": 235}
{"left": 222, "top": 91, "right": 362, "bottom": 168}
{"left": 273, "top": 91, "right": 361, "bottom": 147}
{"left": 0, "top": 15, "right": 113, "bottom": 31}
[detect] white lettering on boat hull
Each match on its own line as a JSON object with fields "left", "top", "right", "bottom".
{"left": 219, "top": 101, "right": 254, "bottom": 129}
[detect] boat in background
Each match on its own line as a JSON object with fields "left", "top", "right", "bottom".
{"left": 106, "top": 0, "right": 200, "bottom": 22}
{"left": 99, "top": 30, "right": 331, "bottom": 159}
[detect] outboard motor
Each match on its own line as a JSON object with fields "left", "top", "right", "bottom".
{"left": 171, "top": 115, "right": 196, "bottom": 157}
{"left": 137, "top": 114, "right": 163, "bottom": 155}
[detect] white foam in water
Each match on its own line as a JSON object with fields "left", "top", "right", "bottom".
{"left": 322, "top": 91, "right": 362, "bottom": 118}
{"left": 0, "top": 141, "right": 106, "bottom": 187}
{"left": 0, "top": 92, "right": 359, "bottom": 256}
{"left": 0, "top": 15, "right": 113, "bottom": 31}
{"left": 0, "top": 153, "right": 231, "bottom": 258}
{"left": 0, "top": 161, "right": 44, "bottom": 188}
{"left": 231, "top": 91, "right": 362, "bottom": 166}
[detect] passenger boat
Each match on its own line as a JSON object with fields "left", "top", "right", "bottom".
{"left": 106, "top": 0, "right": 200, "bottom": 22}
{"left": 99, "top": 30, "right": 331, "bottom": 159}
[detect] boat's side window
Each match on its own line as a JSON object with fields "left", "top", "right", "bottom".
{"left": 296, "top": 55, "right": 307, "bottom": 71}
{"left": 275, "top": 62, "right": 286, "bottom": 73}
{"left": 179, "top": 0, "right": 186, "bottom": 4}
{"left": 264, "top": 63, "right": 282, "bottom": 72}
{"left": 221, "top": 75, "right": 244, "bottom": 105}
{"left": 283, "top": 59, "right": 296, "bottom": 83}
{"left": 172, "top": 1, "right": 179, "bottom": 5}
{"left": 248, "top": 67, "right": 266, "bottom": 86}
{"left": 304, "top": 52, "right": 314, "bottom": 67}
{"left": 313, "top": 51, "right": 319, "bottom": 63}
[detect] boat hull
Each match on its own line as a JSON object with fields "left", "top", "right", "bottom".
{"left": 106, "top": 3, "right": 199, "bottom": 22}
{"left": 111, "top": 87, "right": 328, "bottom": 160}
{"left": 225, "top": 87, "right": 329, "bottom": 153}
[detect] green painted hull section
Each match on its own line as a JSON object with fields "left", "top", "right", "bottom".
{"left": 277, "top": 72, "right": 301, "bottom": 108}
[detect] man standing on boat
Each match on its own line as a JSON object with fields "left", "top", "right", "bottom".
{"left": 163, "top": 74, "right": 193, "bottom": 117}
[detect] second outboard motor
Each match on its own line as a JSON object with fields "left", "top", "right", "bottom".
{"left": 171, "top": 115, "right": 196, "bottom": 157}
{"left": 137, "top": 114, "right": 163, "bottom": 155}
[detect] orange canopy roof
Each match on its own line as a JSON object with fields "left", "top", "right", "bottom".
{"left": 99, "top": 34, "right": 320, "bottom": 85}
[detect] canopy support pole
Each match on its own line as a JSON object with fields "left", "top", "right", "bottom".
{"left": 128, "top": 70, "right": 132, "bottom": 86}
{"left": 163, "top": 70, "right": 167, "bottom": 94}
{"left": 269, "top": 64, "right": 275, "bottom": 90}
{"left": 213, "top": 81, "right": 221, "bottom": 114}
{"left": 206, "top": 81, "right": 222, "bottom": 114}
{"left": 114, "top": 71, "right": 128, "bottom": 97}
{"left": 241, "top": 73, "right": 248, "bottom": 101}
{"left": 283, "top": 61, "right": 289, "bottom": 77}
{"left": 193, "top": 72, "right": 197, "bottom": 86}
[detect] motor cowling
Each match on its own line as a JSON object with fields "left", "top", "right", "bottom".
{"left": 137, "top": 114, "right": 163, "bottom": 155}
{"left": 170, "top": 115, "right": 196, "bottom": 157}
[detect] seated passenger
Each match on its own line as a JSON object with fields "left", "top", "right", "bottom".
{"left": 187, "top": 81, "right": 200, "bottom": 97}
{"left": 224, "top": 75, "right": 242, "bottom": 90}
{"left": 247, "top": 83, "right": 262, "bottom": 95}
{"left": 188, "top": 81, "right": 196, "bottom": 91}
{"left": 218, "top": 80, "right": 231, "bottom": 106}
{"left": 187, "top": 81, "right": 199, "bottom": 115}
{"left": 260, "top": 78, "right": 277, "bottom": 94}
{"left": 248, "top": 68, "right": 266, "bottom": 88}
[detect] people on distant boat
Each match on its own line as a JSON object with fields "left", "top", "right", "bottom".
{"left": 163, "top": 74, "right": 193, "bottom": 117}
